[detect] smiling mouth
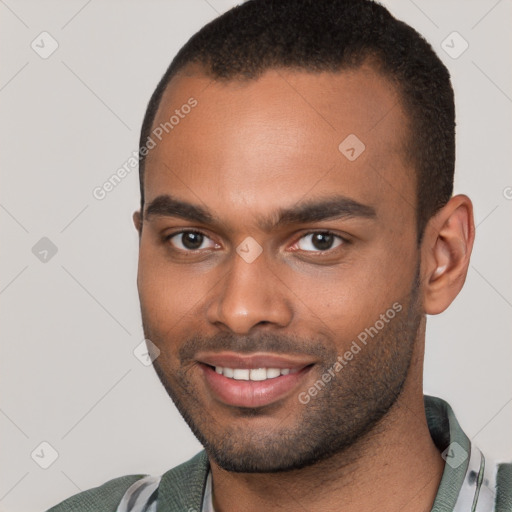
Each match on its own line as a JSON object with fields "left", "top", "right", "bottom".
{"left": 211, "top": 366, "right": 299, "bottom": 381}
{"left": 198, "top": 358, "right": 315, "bottom": 408}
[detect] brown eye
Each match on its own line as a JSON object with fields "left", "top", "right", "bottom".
{"left": 296, "top": 232, "right": 345, "bottom": 252}
{"left": 167, "top": 231, "right": 216, "bottom": 251}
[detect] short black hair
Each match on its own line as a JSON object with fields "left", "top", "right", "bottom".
{"left": 139, "top": 0, "right": 455, "bottom": 243}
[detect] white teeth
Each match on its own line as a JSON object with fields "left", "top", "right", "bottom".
{"left": 249, "top": 368, "right": 267, "bottom": 381}
{"left": 214, "top": 366, "right": 294, "bottom": 381}
{"left": 233, "top": 369, "right": 250, "bottom": 380}
{"left": 266, "top": 368, "right": 281, "bottom": 378}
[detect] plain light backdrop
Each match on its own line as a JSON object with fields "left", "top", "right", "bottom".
{"left": 1, "top": 1, "right": 511, "bottom": 511}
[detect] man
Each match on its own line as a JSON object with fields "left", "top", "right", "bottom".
{"left": 48, "top": 0, "right": 511, "bottom": 510}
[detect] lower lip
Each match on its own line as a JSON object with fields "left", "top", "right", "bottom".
{"left": 200, "top": 364, "right": 312, "bottom": 408}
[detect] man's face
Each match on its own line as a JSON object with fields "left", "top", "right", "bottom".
{"left": 136, "top": 65, "right": 423, "bottom": 472}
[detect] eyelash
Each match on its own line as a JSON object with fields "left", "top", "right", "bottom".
{"left": 163, "top": 229, "right": 350, "bottom": 255}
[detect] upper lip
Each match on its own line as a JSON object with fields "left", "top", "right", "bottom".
{"left": 196, "top": 351, "right": 315, "bottom": 370}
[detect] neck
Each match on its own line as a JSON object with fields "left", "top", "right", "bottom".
{"left": 209, "top": 319, "right": 445, "bottom": 512}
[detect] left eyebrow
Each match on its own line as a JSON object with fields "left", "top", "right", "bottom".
{"left": 143, "top": 194, "right": 377, "bottom": 232}
{"left": 260, "top": 195, "right": 377, "bottom": 232}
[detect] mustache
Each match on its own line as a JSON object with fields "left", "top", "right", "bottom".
{"left": 178, "top": 331, "right": 335, "bottom": 364}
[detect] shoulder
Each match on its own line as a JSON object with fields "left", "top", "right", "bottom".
{"left": 157, "top": 450, "right": 210, "bottom": 510}
{"left": 46, "top": 474, "right": 148, "bottom": 512}
{"left": 45, "top": 451, "right": 209, "bottom": 512}
{"left": 496, "top": 461, "right": 512, "bottom": 511}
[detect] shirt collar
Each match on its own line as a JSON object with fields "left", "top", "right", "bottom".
{"left": 426, "top": 395, "right": 498, "bottom": 512}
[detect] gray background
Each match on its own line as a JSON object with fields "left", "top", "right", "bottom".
{"left": 0, "top": 1, "right": 511, "bottom": 510}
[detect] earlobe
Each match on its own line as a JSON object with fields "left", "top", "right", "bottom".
{"left": 422, "top": 195, "right": 475, "bottom": 315}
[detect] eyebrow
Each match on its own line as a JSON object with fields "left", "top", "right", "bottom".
{"left": 144, "top": 194, "right": 377, "bottom": 231}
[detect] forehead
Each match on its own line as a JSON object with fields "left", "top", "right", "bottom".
{"left": 143, "top": 65, "right": 415, "bottom": 229}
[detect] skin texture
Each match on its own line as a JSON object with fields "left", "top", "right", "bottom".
{"left": 134, "top": 64, "right": 475, "bottom": 512}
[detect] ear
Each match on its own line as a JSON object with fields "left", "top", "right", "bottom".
{"left": 133, "top": 210, "right": 142, "bottom": 235}
{"left": 420, "top": 194, "right": 475, "bottom": 315}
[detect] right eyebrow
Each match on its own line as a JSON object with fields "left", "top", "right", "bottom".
{"left": 144, "top": 195, "right": 214, "bottom": 225}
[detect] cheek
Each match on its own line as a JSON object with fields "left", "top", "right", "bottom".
{"left": 137, "top": 253, "right": 202, "bottom": 368}
{"left": 308, "top": 255, "right": 414, "bottom": 340}
{"left": 137, "top": 245, "right": 200, "bottom": 330}
{"left": 310, "top": 284, "right": 378, "bottom": 343}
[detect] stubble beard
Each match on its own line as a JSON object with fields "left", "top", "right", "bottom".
{"left": 145, "top": 272, "right": 422, "bottom": 473}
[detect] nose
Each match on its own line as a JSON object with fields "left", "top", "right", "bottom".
{"left": 206, "top": 250, "right": 293, "bottom": 334}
